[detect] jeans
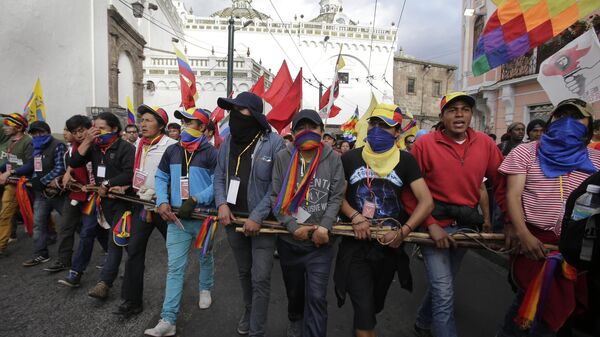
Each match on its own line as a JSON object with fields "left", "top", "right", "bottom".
{"left": 277, "top": 239, "right": 333, "bottom": 337}
{"left": 121, "top": 206, "right": 167, "bottom": 305}
{"left": 99, "top": 200, "right": 131, "bottom": 286}
{"left": 0, "top": 185, "right": 18, "bottom": 250}
{"left": 32, "top": 193, "right": 64, "bottom": 258}
{"left": 57, "top": 199, "right": 108, "bottom": 265}
{"left": 161, "top": 219, "right": 215, "bottom": 325}
{"left": 225, "top": 225, "right": 276, "bottom": 337}
{"left": 416, "top": 227, "right": 467, "bottom": 337}
{"left": 71, "top": 204, "right": 107, "bottom": 273}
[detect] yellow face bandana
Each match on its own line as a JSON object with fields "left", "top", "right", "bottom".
{"left": 361, "top": 142, "right": 400, "bottom": 177}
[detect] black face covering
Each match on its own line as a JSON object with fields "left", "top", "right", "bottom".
{"left": 230, "top": 108, "right": 262, "bottom": 144}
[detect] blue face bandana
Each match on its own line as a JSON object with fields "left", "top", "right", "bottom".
{"left": 366, "top": 127, "right": 396, "bottom": 153}
{"left": 32, "top": 134, "right": 52, "bottom": 156}
{"left": 538, "top": 117, "right": 596, "bottom": 178}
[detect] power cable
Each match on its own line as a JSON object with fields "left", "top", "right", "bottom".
{"left": 367, "top": 0, "right": 378, "bottom": 77}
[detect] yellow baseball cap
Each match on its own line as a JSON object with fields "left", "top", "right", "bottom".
{"left": 368, "top": 103, "right": 403, "bottom": 127}
{"left": 440, "top": 92, "right": 475, "bottom": 113}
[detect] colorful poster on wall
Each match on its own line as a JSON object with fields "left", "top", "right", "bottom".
{"left": 537, "top": 29, "right": 600, "bottom": 105}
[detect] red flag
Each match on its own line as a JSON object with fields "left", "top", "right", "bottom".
{"left": 212, "top": 122, "right": 222, "bottom": 149}
{"left": 279, "top": 123, "right": 292, "bottom": 136}
{"left": 319, "top": 82, "right": 341, "bottom": 118}
{"left": 210, "top": 91, "right": 233, "bottom": 124}
{"left": 180, "top": 75, "right": 196, "bottom": 109}
{"left": 250, "top": 75, "right": 266, "bottom": 96}
{"left": 264, "top": 61, "right": 293, "bottom": 109}
{"left": 267, "top": 68, "right": 303, "bottom": 133}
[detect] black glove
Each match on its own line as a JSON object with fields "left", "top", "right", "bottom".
{"left": 178, "top": 197, "right": 196, "bottom": 219}
{"left": 30, "top": 177, "right": 45, "bottom": 191}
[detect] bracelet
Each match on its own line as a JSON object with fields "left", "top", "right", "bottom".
{"left": 350, "top": 211, "right": 360, "bottom": 221}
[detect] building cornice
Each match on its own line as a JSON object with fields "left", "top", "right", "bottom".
{"left": 394, "top": 56, "right": 457, "bottom": 70}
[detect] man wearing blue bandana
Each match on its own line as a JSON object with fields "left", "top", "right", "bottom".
{"left": 22, "top": 121, "right": 67, "bottom": 267}
{"left": 498, "top": 98, "right": 600, "bottom": 336}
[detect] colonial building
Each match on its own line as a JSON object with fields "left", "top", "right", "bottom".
{"left": 393, "top": 54, "right": 456, "bottom": 130}
{"left": 144, "top": 0, "right": 398, "bottom": 124}
{"left": 460, "top": 0, "right": 600, "bottom": 136}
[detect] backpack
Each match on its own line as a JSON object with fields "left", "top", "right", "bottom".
{"left": 561, "top": 172, "right": 600, "bottom": 272}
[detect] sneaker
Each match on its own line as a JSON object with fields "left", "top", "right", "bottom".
{"left": 113, "top": 300, "right": 143, "bottom": 318}
{"left": 236, "top": 309, "right": 250, "bottom": 335}
{"left": 58, "top": 270, "right": 82, "bottom": 288}
{"left": 286, "top": 319, "right": 302, "bottom": 337}
{"left": 414, "top": 323, "right": 433, "bottom": 337}
{"left": 22, "top": 255, "right": 51, "bottom": 267}
{"left": 44, "top": 261, "right": 68, "bottom": 273}
{"left": 8, "top": 237, "right": 17, "bottom": 244}
{"left": 144, "top": 319, "right": 176, "bottom": 337}
{"left": 199, "top": 290, "right": 212, "bottom": 309}
{"left": 88, "top": 281, "right": 110, "bottom": 299}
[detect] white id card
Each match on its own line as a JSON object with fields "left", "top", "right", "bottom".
{"left": 180, "top": 177, "right": 190, "bottom": 199}
{"left": 293, "top": 207, "right": 311, "bottom": 223}
{"left": 97, "top": 165, "right": 106, "bottom": 178}
{"left": 227, "top": 178, "right": 241, "bottom": 204}
{"left": 34, "top": 156, "right": 43, "bottom": 172}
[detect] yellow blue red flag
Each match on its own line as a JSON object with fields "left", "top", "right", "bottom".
{"left": 23, "top": 78, "right": 46, "bottom": 122}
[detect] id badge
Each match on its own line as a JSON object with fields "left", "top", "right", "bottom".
{"left": 34, "top": 156, "right": 43, "bottom": 172}
{"left": 97, "top": 165, "right": 107, "bottom": 178}
{"left": 227, "top": 177, "right": 241, "bottom": 205}
{"left": 180, "top": 177, "right": 190, "bottom": 199}
{"left": 6, "top": 163, "right": 12, "bottom": 172}
{"left": 132, "top": 169, "right": 148, "bottom": 190}
{"left": 293, "top": 207, "right": 311, "bottom": 223}
{"left": 362, "top": 198, "right": 376, "bottom": 219}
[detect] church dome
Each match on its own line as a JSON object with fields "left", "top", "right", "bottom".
{"left": 310, "top": 0, "right": 356, "bottom": 25}
{"left": 210, "top": 0, "right": 270, "bottom": 20}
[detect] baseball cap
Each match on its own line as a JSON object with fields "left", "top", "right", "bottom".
{"left": 174, "top": 107, "right": 210, "bottom": 125}
{"left": 137, "top": 104, "right": 169, "bottom": 126}
{"left": 440, "top": 92, "right": 475, "bottom": 113}
{"left": 551, "top": 98, "right": 593, "bottom": 118}
{"left": 368, "top": 103, "right": 403, "bottom": 127}
{"left": 217, "top": 92, "right": 269, "bottom": 130}
{"left": 28, "top": 120, "right": 51, "bottom": 134}
{"left": 292, "top": 109, "right": 323, "bottom": 131}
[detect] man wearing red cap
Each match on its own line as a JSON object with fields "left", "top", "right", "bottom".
{"left": 114, "top": 105, "right": 177, "bottom": 318}
{"left": 410, "top": 92, "right": 507, "bottom": 337}
{"left": 145, "top": 107, "right": 217, "bottom": 337}
{"left": 0, "top": 113, "right": 32, "bottom": 256}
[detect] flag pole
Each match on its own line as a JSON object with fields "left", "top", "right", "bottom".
{"left": 323, "top": 45, "right": 343, "bottom": 129}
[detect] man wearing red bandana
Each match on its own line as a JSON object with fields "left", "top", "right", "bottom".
{"left": 114, "top": 105, "right": 177, "bottom": 318}
{"left": 0, "top": 113, "right": 32, "bottom": 256}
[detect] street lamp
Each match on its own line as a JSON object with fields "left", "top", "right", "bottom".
{"left": 226, "top": 19, "right": 254, "bottom": 96}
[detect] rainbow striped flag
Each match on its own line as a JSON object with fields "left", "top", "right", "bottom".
{"left": 126, "top": 96, "right": 135, "bottom": 125}
{"left": 22, "top": 78, "right": 46, "bottom": 123}
{"left": 340, "top": 106, "right": 359, "bottom": 142}
{"left": 472, "top": 0, "right": 600, "bottom": 76}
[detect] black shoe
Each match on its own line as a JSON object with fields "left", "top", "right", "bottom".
{"left": 58, "top": 270, "right": 82, "bottom": 288}
{"left": 113, "top": 301, "right": 143, "bottom": 318}
{"left": 414, "top": 323, "right": 433, "bottom": 337}
{"left": 43, "top": 261, "right": 68, "bottom": 273}
{"left": 22, "top": 255, "right": 51, "bottom": 267}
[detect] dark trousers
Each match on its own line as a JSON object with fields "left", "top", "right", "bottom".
{"left": 32, "top": 193, "right": 64, "bottom": 258}
{"left": 277, "top": 239, "right": 333, "bottom": 337}
{"left": 57, "top": 199, "right": 108, "bottom": 265}
{"left": 121, "top": 205, "right": 167, "bottom": 305}
{"left": 99, "top": 200, "right": 130, "bottom": 286}
{"left": 71, "top": 203, "right": 109, "bottom": 273}
{"left": 225, "top": 225, "right": 276, "bottom": 337}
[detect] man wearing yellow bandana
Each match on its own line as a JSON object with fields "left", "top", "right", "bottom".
{"left": 333, "top": 103, "right": 433, "bottom": 337}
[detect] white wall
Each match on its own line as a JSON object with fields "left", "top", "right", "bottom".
{"left": 0, "top": 0, "right": 109, "bottom": 132}
{"left": 117, "top": 52, "right": 135, "bottom": 107}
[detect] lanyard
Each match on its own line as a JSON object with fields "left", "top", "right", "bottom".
{"left": 365, "top": 164, "right": 375, "bottom": 194}
{"left": 234, "top": 132, "right": 261, "bottom": 176}
{"left": 183, "top": 150, "right": 195, "bottom": 177}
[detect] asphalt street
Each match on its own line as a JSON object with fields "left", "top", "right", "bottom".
{"left": 0, "top": 224, "right": 516, "bottom": 337}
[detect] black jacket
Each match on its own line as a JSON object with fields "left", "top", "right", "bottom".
{"left": 70, "top": 138, "right": 135, "bottom": 189}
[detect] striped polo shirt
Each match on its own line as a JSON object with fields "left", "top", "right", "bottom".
{"left": 499, "top": 141, "right": 600, "bottom": 235}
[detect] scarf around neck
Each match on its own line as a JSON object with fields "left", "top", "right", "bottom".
{"left": 362, "top": 142, "right": 400, "bottom": 177}
{"left": 32, "top": 135, "right": 53, "bottom": 156}
{"left": 180, "top": 127, "right": 207, "bottom": 153}
{"left": 274, "top": 130, "right": 323, "bottom": 215}
{"left": 134, "top": 134, "right": 164, "bottom": 171}
{"left": 95, "top": 131, "right": 119, "bottom": 151}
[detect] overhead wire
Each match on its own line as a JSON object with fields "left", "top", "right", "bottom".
{"left": 367, "top": 0, "right": 379, "bottom": 77}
